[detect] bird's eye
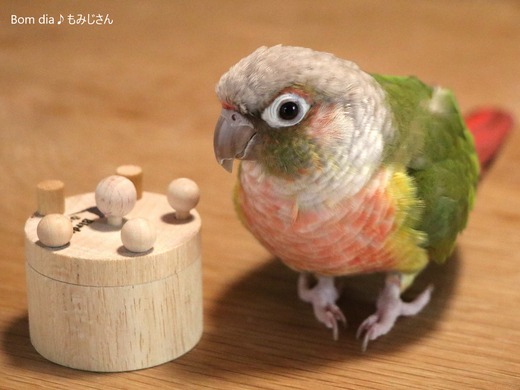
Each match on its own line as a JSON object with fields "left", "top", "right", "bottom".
{"left": 279, "top": 101, "right": 299, "bottom": 120}
{"left": 261, "top": 93, "right": 310, "bottom": 128}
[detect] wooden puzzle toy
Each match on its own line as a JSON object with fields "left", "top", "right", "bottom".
{"left": 24, "top": 166, "right": 203, "bottom": 372}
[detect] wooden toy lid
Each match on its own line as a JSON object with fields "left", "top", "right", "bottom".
{"left": 25, "top": 191, "right": 201, "bottom": 287}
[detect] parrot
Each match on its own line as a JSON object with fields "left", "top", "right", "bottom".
{"left": 212, "top": 45, "right": 512, "bottom": 350}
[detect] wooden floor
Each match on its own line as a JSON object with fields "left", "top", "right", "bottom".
{"left": 1, "top": 1, "right": 519, "bottom": 388}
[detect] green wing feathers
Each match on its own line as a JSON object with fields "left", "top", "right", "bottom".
{"left": 373, "top": 74, "right": 479, "bottom": 263}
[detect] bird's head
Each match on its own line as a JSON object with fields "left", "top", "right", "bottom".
{"left": 213, "top": 45, "right": 389, "bottom": 179}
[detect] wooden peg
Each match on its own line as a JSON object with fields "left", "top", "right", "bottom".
{"left": 167, "top": 178, "right": 200, "bottom": 220}
{"left": 121, "top": 218, "right": 157, "bottom": 252}
{"left": 95, "top": 175, "right": 137, "bottom": 226}
{"left": 37, "top": 214, "right": 73, "bottom": 248}
{"left": 116, "top": 165, "right": 143, "bottom": 199}
{"left": 37, "top": 180, "right": 65, "bottom": 215}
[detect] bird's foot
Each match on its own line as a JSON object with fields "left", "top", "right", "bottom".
{"left": 356, "top": 275, "right": 433, "bottom": 351}
{"left": 298, "top": 273, "right": 347, "bottom": 340}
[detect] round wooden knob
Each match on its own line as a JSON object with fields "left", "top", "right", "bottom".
{"left": 121, "top": 218, "right": 157, "bottom": 253}
{"left": 37, "top": 214, "right": 73, "bottom": 248}
{"left": 95, "top": 175, "right": 137, "bottom": 226}
{"left": 167, "top": 178, "right": 200, "bottom": 220}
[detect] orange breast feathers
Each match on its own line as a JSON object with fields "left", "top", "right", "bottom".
{"left": 235, "top": 165, "right": 428, "bottom": 276}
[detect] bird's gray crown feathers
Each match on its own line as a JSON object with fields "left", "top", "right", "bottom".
{"left": 216, "top": 45, "right": 371, "bottom": 114}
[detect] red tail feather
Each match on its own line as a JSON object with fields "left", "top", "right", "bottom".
{"left": 465, "top": 108, "right": 514, "bottom": 172}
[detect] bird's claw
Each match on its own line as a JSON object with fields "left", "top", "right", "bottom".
{"left": 356, "top": 314, "right": 387, "bottom": 352}
{"left": 322, "top": 304, "right": 348, "bottom": 341}
{"left": 298, "top": 273, "right": 347, "bottom": 339}
{"left": 356, "top": 283, "right": 434, "bottom": 351}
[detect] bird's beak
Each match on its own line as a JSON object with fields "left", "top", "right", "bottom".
{"left": 213, "top": 109, "right": 259, "bottom": 173}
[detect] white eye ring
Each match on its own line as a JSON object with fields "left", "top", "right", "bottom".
{"left": 261, "top": 93, "right": 310, "bottom": 128}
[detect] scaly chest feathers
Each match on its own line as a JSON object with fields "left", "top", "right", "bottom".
{"left": 235, "top": 162, "right": 428, "bottom": 276}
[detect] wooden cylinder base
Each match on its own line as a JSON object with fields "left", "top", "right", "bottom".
{"left": 24, "top": 192, "right": 203, "bottom": 372}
